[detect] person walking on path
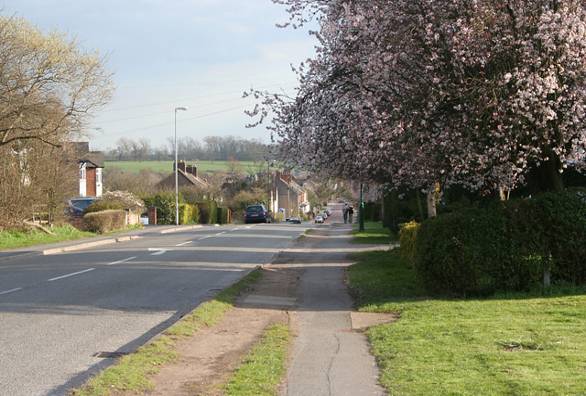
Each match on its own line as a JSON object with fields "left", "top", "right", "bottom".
{"left": 348, "top": 206, "right": 354, "bottom": 224}
{"left": 342, "top": 204, "right": 349, "bottom": 224}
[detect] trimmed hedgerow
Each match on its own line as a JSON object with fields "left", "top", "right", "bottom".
{"left": 83, "top": 210, "right": 126, "bottom": 233}
{"left": 413, "top": 190, "right": 586, "bottom": 296}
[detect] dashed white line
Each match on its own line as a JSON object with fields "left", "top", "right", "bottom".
{"left": 150, "top": 249, "right": 167, "bottom": 256}
{"left": 48, "top": 268, "right": 95, "bottom": 282}
{"left": 0, "top": 287, "right": 22, "bottom": 296}
{"left": 107, "top": 256, "right": 137, "bottom": 266}
{"left": 175, "top": 241, "right": 192, "bottom": 247}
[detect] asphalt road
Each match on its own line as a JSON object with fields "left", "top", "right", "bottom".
{"left": 0, "top": 223, "right": 309, "bottom": 396}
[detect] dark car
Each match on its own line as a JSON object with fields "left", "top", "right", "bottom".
{"left": 245, "top": 204, "right": 272, "bottom": 224}
{"left": 286, "top": 217, "right": 302, "bottom": 224}
{"left": 67, "top": 197, "right": 97, "bottom": 217}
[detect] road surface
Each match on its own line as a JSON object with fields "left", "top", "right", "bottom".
{"left": 0, "top": 223, "right": 308, "bottom": 396}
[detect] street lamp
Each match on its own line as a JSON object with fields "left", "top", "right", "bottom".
{"left": 174, "top": 106, "right": 188, "bottom": 226}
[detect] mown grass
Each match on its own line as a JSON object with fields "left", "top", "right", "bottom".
{"left": 225, "top": 323, "right": 290, "bottom": 396}
{"left": 0, "top": 225, "right": 94, "bottom": 251}
{"left": 352, "top": 221, "right": 395, "bottom": 244}
{"left": 74, "top": 269, "right": 262, "bottom": 396}
{"left": 105, "top": 160, "right": 263, "bottom": 174}
{"left": 348, "top": 250, "right": 586, "bottom": 395}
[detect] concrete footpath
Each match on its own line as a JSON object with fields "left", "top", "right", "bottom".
{"left": 274, "top": 221, "right": 387, "bottom": 396}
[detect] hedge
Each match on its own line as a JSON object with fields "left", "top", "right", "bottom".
{"left": 143, "top": 192, "right": 178, "bottom": 225}
{"left": 179, "top": 204, "right": 199, "bottom": 225}
{"left": 413, "top": 189, "right": 586, "bottom": 296}
{"left": 216, "top": 207, "right": 231, "bottom": 224}
{"left": 399, "top": 221, "right": 420, "bottom": 267}
{"left": 196, "top": 201, "right": 220, "bottom": 224}
{"left": 83, "top": 210, "right": 126, "bottom": 233}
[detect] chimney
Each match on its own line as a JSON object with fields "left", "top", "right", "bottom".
{"left": 185, "top": 165, "right": 197, "bottom": 177}
{"left": 175, "top": 160, "right": 186, "bottom": 172}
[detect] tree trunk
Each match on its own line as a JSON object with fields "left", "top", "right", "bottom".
{"left": 536, "top": 152, "right": 564, "bottom": 192}
{"left": 426, "top": 190, "right": 437, "bottom": 218}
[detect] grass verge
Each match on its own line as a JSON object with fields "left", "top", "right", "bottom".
{"left": 348, "top": 250, "right": 586, "bottom": 395}
{"left": 0, "top": 225, "right": 94, "bottom": 251}
{"left": 225, "top": 323, "right": 290, "bottom": 396}
{"left": 73, "top": 269, "right": 262, "bottom": 396}
{"left": 352, "top": 221, "right": 394, "bottom": 244}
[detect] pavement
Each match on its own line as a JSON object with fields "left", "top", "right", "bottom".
{"left": 0, "top": 222, "right": 308, "bottom": 396}
{"left": 278, "top": 205, "right": 386, "bottom": 396}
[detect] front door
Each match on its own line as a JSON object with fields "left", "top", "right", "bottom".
{"left": 86, "top": 168, "right": 96, "bottom": 197}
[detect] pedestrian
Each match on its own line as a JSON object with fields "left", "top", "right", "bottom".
{"left": 348, "top": 206, "right": 354, "bottom": 223}
{"left": 343, "top": 204, "right": 349, "bottom": 224}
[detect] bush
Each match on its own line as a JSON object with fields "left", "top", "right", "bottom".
{"left": 364, "top": 202, "right": 382, "bottom": 222}
{"left": 85, "top": 200, "right": 125, "bottom": 214}
{"left": 413, "top": 189, "right": 586, "bottom": 296}
{"left": 399, "top": 221, "right": 420, "bottom": 266}
{"left": 143, "top": 192, "right": 179, "bottom": 225}
{"left": 83, "top": 210, "right": 126, "bottom": 233}
{"left": 196, "top": 200, "right": 220, "bottom": 224}
{"left": 179, "top": 204, "right": 199, "bottom": 225}
{"left": 217, "top": 207, "right": 231, "bottom": 224}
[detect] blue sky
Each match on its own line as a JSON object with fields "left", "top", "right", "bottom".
{"left": 0, "top": 0, "right": 315, "bottom": 150}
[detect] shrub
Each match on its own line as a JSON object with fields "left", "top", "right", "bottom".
{"left": 217, "top": 207, "right": 231, "bottom": 224}
{"left": 364, "top": 202, "right": 382, "bottom": 222}
{"left": 413, "top": 189, "right": 586, "bottom": 296}
{"left": 179, "top": 204, "right": 198, "bottom": 225}
{"left": 196, "top": 200, "right": 220, "bottom": 224}
{"left": 143, "top": 192, "right": 179, "bottom": 225}
{"left": 85, "top": 200, "right": 125, "bottom": 214}
{"left": 399, "top": 221, "right": 420, "bottom": 266}
{"left": 83, "top": 210, "right": 126, "bottom": 233}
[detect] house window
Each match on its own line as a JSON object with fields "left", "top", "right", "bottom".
{"left": 96, "top": 169, "right": 102, "bottom": 184}
{"left": 79, "top": 166, "right": 86, "bottom": 180}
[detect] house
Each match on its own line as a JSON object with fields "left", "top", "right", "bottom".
{"left": 156, "top": 160, "right": 209, "bottom": 190}
{"left": 272, "top": 171, "right": 310, "bottom": 218}
{"left": 67, "top": 142, "right": 104, "bottom": 198}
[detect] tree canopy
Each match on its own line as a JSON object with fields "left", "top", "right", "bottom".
{"left": 250, "top": 0, "right": 586, "bottom": 194}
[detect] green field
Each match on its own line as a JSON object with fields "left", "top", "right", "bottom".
{"left": 105, "top": 160, "right": 264, "bottom": 174}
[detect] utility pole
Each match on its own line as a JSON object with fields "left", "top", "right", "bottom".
{"left": 174, "top": 106, "right": 188, "bottom": 226}
{"left": 359, "top": 182, "right": 365, "bottom": 232}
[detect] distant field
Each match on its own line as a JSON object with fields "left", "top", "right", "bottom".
{"left": 105, "top": 160, "right": 264, "bottom": 174}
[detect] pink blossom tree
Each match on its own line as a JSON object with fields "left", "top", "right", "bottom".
{"left": 249, "top": 0, "right": 586, "bottom": 198}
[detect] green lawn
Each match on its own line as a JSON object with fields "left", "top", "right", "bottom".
{"left": 348, "top": 250, "right": 586, "bottom": 395}
{"left": 0, "top": 225, "right": 94, "bottom": 251}
{"left": 105, "top": 160, "right": 264, "bottom": 174}
{"left": 352, "top": 221, "right": 395, "bottom": 244}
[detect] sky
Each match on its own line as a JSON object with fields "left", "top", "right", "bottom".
{"left": 0, "top": 0, "right": 316, "bottom": 150}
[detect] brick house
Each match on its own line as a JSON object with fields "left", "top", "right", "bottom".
{"left": 67, "top": 142, "right": 104, "bottom": 198}
{"left": 156, "top": 161, "right": 209, "bottom": 190}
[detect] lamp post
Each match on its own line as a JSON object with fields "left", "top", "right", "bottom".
{"left": 174, "top": 106, "right": 188, "bottom": 226}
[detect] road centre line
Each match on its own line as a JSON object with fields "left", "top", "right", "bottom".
{"left": 107, "top": 256, "right": 137, "bottom": 266}
{"left": 48, "top": 268, "right": 95, "bottom": 282}
{"left": 150, "top": 249, "right": 167, "bottom": 256}
{"left": 175, "top": 241, "right": 192, "bottom": 247}
{"left": 0, "top": 287, "right": 22, "bottom": 296}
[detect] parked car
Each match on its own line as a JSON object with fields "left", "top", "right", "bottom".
{"left": 325, "top": 208, "right": 332, "bottom": 216}
{"left": 314, "top": 215, "right": 324, "bottom": 224}
{"left": 321, "top": 212, "right": 328, "bottom": 220}
{"left": 286, "top": 217, "right": 302, "bottom": 224}
{"left": 67, "top": 197, "right": 97, "bottom": 217}
{"left": 244, "top": 204, "right": 272, "bottom": 224}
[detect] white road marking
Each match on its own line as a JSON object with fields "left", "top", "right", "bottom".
{"left": 150, "top": 249, "right": 167, "bottom": 256}
{"left": 107, "top": 256, "right": 137, "bottom": 266}
{"left": 175, "top": 241, "right": 192, "bottom": 247}
{"left": 245, "top": 225, "right": 253, "bottom": 229}
{"left": 0, "top": 287, "right": 22, "bottom": 296}
{"left": 48, "top": 268, "right": 95, "bottom": 282}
